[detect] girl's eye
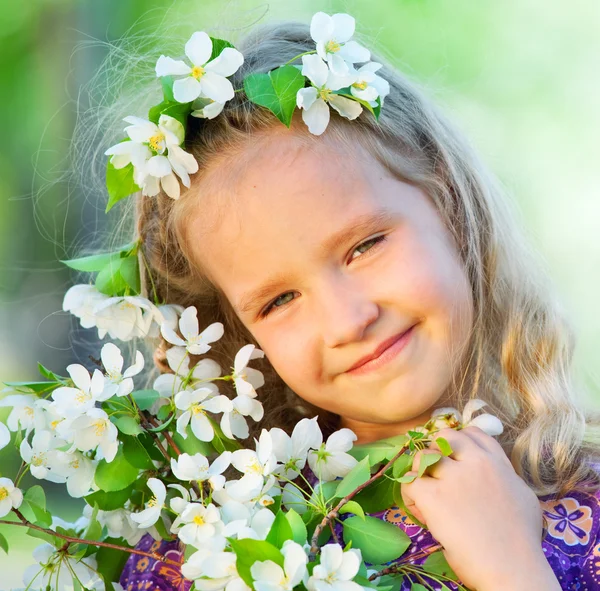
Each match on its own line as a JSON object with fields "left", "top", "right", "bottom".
{"left": 261, "top": 291, "right": 296, "bottom": 317}
{"left": 349, "top": 234, "right": 387, "bottom": 261}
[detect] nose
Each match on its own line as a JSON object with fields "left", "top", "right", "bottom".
{"left": 316, "top": 274, "right": 380, "bottom": 348}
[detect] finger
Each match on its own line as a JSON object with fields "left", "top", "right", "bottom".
{"left": 411, "top": 448, "right": 452, "bottom": 479}
{"left": 429, "top": 428, "right": 484, "bottom": 460}
{"left": 460, "top": 426, "right": 512, "bottom": 466}
{"left": 399, "top": 471, "right": 428, "bottom": 525}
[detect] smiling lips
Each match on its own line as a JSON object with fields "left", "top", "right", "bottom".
{"left": 345, "top": 324, "right": 417, "bottom": 375}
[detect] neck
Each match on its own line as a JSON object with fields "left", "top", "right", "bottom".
{"left": 339, "top": 408, "right": 435, "bottom": 445}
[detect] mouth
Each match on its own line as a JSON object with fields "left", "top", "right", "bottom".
{"left": 345, "top": 323, "right": 418, "bottom": 375}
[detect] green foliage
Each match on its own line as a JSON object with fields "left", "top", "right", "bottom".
{"left": 392, "top": 453, "right": 413, "bottom": 479}
{"left": 131, "top": 389, "right": 160, "bottom": 411}
{"left": 423, "top": 551, "right": 458, "bottom": 581}
{"left": 229, "top": 538, "right": 283, "bottom": 589}
{"left": 435, "top": 437, "right": 453, "bottom": 456}
{"left": 265, "top": 510, "right": 293, "bottom": 548}
{"left": 350, "top": 434, "right": 408, "bottom": 466}
{"left": 121, "top": 434, "right": 159, "bottom": 469}
{"left": 84, "top": 484, "right": 135, "bottom": 511}
{"left": 244, "top": 66, "right": 306, "bottom": 127}
{"left": 95, "top": 538, "right": 130, "bottom": 591}
{"left": 417, "top": 452, "right": 442, "bottom": 477}
{"left": 111, "top": 414, "right": 143, "bottom": 436}
{"left": 335, "top": 456, "right": 371, "bottom": 498}
{"left": 0, "top": 531, "right": 8, "bottom": 554}
{"left": 105, "top": 161, "right": 141, "bottom": 213}
{"left": 338, "top": 500, "right": 365, "bottom": 520}
{"left": 342, "top": 515, "right": 411, "bottom": 564}
{"left": 95, "top": 445, "right": 140, "bottom": 492}
{"left": 209, "top": 37, "right": 235, "bottom": 62}
{"left": 351, "top": 472, "right": 396, "bottom": 513}
{"left": 285, "top": 509, "right": 307, "bottom": 544}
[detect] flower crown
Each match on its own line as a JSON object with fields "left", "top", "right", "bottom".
{"left": 104, "top": 11, "right": 390, "bottom": 207}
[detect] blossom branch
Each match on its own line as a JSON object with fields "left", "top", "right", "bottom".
{"left": 309, "top": 442, "right": 410, "bottom": 559}
{"left": 368, "top": 543, "right": 443, "bottom": 581}
{"left": 1, "top": 509, "right": 181, "bottom": 567}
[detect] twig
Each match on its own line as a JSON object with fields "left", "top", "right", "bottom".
{"left": 368, "top": 544, "right": 443, "bottom": 580}
{"left": 2, "top": 510, "right": 181, "bottom": 567}
{"left": 309, "top": 442, "right": 410, "bottom": 559}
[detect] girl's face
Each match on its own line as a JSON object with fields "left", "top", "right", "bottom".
{"left": 187, "top": 134, "right": 474, "bottom": 443}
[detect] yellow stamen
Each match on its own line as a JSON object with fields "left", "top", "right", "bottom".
{"left": 318, "top": 87, "right": 332, "bottom": 101}
{"left": 25, "top": 407, "right": 34, "bottom": 417}
{"left": 31, "top": 453, "right": 45, "bottom": 467}
{"left": 71, "top": 459, "right": 80, "bottom": 469}
{"left": 352, "top": 81, "right": 368, "bottom": 90}
{"left": 75, "top": 391, "right": 89, "bottom": 404}
{"left": 50, "top": 420, "right": 60, "bottom": 430}
{"left": 325, "top": 40, "right": 341, "bottom": 53}
{"left": 193, "top": 515, "right": 205, "bottom": 526}
{"left": 0, "top": 487, "right": 8, "bottom": 501}
{"left": 191, "top": 66, "right": 206, "bottom": 79}
{"left": 191, "top": 404, "right": 205, "bottom": 416}
{"left": 148, "top": 132, "right": 165, "bottom": 152}
{"left": 93, "top": 421, "right": 106, "bottom": 437}
{"left": 148, "top": 497, "right": 158, "bottom": 508}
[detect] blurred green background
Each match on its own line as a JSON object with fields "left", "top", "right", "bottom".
{"left": 1, "top": 0, "right": 599, "bottom": 586}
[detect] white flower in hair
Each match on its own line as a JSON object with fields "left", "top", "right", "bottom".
{"left": 349, "top": 61, "right": 390, "bottom": 105}
{"left": 100, "top": 342, "right": 144, "bottom": 398}
{"left": 251, "top": 540, "right": 308, "bottom": 591}
{"left": 297, "top": 54, "right": 362, "bottom": 136}
{"left": 156, "top": 31, "right": 244, "bottom": 104}
{"left": 190, "top": 96, "right": 226, "bottom": 120}
{"left": 310, "top": 12, "right": 371, "bottom": 76}
{"left": 431, "top": 399, "right": 504, "bottom": 437}
{"left": 0, "top": 477, "right": 23, "bottom": 518}
{"left": 106, "top": 114, "right": 199, "bottom": 200}
{"left": 175, "top": 387, "right": 233, "bottom": 442}
{"left": 131, "top": 477, "right": 166, "bottom": 528}
{"left": 62, "top": 283, "right": 110, "bottom": 330}
{"left": 307, "top": 428, "right": 358, "bottom": 482}
{"left": 161, "top": 305, "right": 225, "bottom": 355}
{"left": 232, "top": 344, "right": 265, "bottom": 397}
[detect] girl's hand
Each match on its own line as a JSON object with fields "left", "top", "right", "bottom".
{"left": 400, "top": 426, "right": 560, "bottom": 591}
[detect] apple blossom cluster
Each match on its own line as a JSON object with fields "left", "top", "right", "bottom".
{"left": 103, "top": 11, "right": 390, "bottom": 206}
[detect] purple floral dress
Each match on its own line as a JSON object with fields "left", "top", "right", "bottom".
{"left": 120, "top": 481, "right": 600, "bottom": 591}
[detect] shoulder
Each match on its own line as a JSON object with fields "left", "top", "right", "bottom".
{"left": 538, "top": 469, "right": 600, "bottom": 587}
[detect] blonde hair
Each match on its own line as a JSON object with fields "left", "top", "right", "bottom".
{"left": 86, "top": 19, "right": 600, "bottom": 498}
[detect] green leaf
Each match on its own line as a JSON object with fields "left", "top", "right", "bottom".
{"left": 60, "top": 252, "right": 116, "bottom": 273}
{"left": 111, "top": 414, "right": 143, "bottom": 436}
{"left": 392, "top": 453, "right": 413, "bottom": 479}
{"left": 342, "top": 515, "right": 411, "bottom": 565}
{"left": 392, "top": 482, "right": 427, "bottom": 529}
{"left": 417, "top": 452, "right": 442, "bottom": 477}
{"left": 119, "top": 256, "right": 140, "bottom": 293}
{"left": 265, "top": 510, "right": 293, "bottom": 548}
{"left": 160, "top": 75, "right": 175, "bottom": 102}
{"left": 85, "top": 484, "right": 135, "bottom": 511}
{"left": 95, "top": 257, "right": 128, "bottom": 296}
{"left": 335, "top": 456, "right": 371, "bottom": 498}
{"left": 435, "top": 437, "right": 453, "bottom": 457}
{"left": 423, "top": 551, "right": 458, "bottom": 581}
{"left": 3, "top": 381, "right": 60, "bottom": 395}
{"left": 411, "top": 585, "right": 428, "bottom": 591}
{"left": 209, "top": 37, "right": 235, "bottom": 62}
{"left": 395, "top": 474, "right": 417, "bottom": 484}
{"left": 338, "top": 500, "right": 365, "bottom": 520}
{"left": 24, "top": 485, "right": 46, "bottom": 512}
{"left": 0, "top": 531, "right": 8, "bottom": 554}
{"left": 38, "top": 363, "right": 65, "bottom": 382}
{"left": 121, "top": 435, "right": 156, "bottom": 470}
{"left": 148, "top": 413, "right": 176, "bottom": 433}
{"left": 131, "top": 389, "right": 160, "bottom": 411}
{"left": 244, "top": 66, "right": 305, "bottom": 127}
{"left": 106, "top": 161, "right": 141, "bottom": 213}
{"left": 285, "top": 509, "right": 307, "bottom": 544}
{"left": 148, "top": 100, "right": 193, "bottom": 129}
{"left": 172, "top": 428, "right": 214, "bottom": 456}
{"left": 350, "top": 436, "right": 407, "bottom": 466}
{"left": 95, "top": 445, "right": 140, "bottom": 492}
{"left": 26, "top": 526, "right": 60, "bottom": 546}
{"left": 351, "top": 473, "right": 396, "bottom": 513}
{"left": 229, "top": 538, "right": 283, "bottom": 589}
{"left": 95, "top": 538, "right": 130, "bottom": 590}
{"left": 83, "top": 506, "right": 103, "bottom": 542}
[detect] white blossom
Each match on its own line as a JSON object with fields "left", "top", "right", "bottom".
{"left": 0, "top": 393, "right": 40, "bottom": 433}
{"left": 50, "top": 364, "right": 106, "bottom": 419}
{"left": 251, "top": 540, "right": 308, "bottom": 591}
{"left": 232, "top": 344, "right": 265, "bottom": 397}
{"left": 306, "top": 545, "right": 363, "bottom": 591}
{"left": 22, "top": 543, "right": 104, "bottom": 591}
{"left": 297, "top": 54, "right": 362, "bottom": 136}
{"left": 166, "top": 345, "right": 222, "bottom": 382}
{"left": 54, "top": 451, "right": 97, "bottom": 498}
{"left": 100, "top": 342, "right": 144, "bottom": 398}
{"left": 220, "top": 394, "right": 264, "bottom": 440}
{"left": 308, "top": 428, "right": 358, "bottom": 482}
{"left": 67, "top": 408, "right": 119, "bottom": 463}
{"left": 161, "top": 306, "right": 224, "bottom": 355}
{"left": 270, "top": 417, "right": 322, "bottom": 480}
{"left": 191, "top": 97, "right": 226, "bottom": 120}
{"left": 62, "top": 284, "right": 109, "bottom": 331}
{"left": 20, "top": 430, "right": 67, "bottom": 483}
{"left": 146, "top": 303, "right": 185, "bottom": 338}
{"left": 184, "top": 549, "right": 251, "bottom": 591}
{"left": 310, "top": 12, "right": 370, "bottom": 76}
{"left": 0, "top": 421, "right": 9, "bottom": 451}
{"left": 349, "top": 62, "right": 390, "bottom": 105}
{"left": 0, "top": 477, "right": 23, "bottom": 518}
{"left": 171, "top": 451, "right": 231, "bottom": 491}
{"left": 174, "top": 502, "right": 225, "bottom": 548}
{"left": 431, "top": 399, "right": 504, "bottom": 436}
{"left": 155, "top": 31, "right": 244, "bottom": 104}
{"left": 93, "top": 295, "right": 156, "bottom": 341}
{"left": 130, "top": 478, "right": 166, "bottom": 528}
{"left": 175, "top": 387, "right": 233, "bottom": 442}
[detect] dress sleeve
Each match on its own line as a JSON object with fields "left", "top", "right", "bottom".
{"left": 119, "top": 533, "right": 191, "bottom": 591}
{"left": 539, "top": 484, "right": 600, "bottom": 589}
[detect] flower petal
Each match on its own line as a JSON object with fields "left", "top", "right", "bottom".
{"left": 328, "top": 94, "right": 363, "bottom": 120}
{"left": 146, "top": 154, "right": 173, "bottom": 178}
{"left": 331, "top": 13, "right": 355, "bottom": 43}
{"left": 206, "top": 47, "right": 244, "bottom": 77}
{"left": 155, "top": 55, "right": 192, "bottom": 77}
{"left": 338, "top": 40, "right": 370, "bottom": 64}
{"left": 297, "top": 87, "right": 318, "bottom": 111}
{"left": 301, "top": 54, "right": 329, "bottom": 88}
{"left": 310, "top": 12, "right": 334, "bottom": 43}
{"left": 469, "top": 414, "right": 504, "bottom": 436}
{"left": 462, "top": 399, "right": 488, "bottom": 424}
{"left": 301, "top": 98, "right": 330, "bottom": 136}
{"left": 161, "top": 172, "right": 181, "bottom": 199}
{"left": 200, "top": 71, "right": 235, "bottom": 103}
{"left": 185, "top": 31, "right": 213, "bottom": 66}
{"left": 173, "top": 76, "right": 203, "bottom": 103}
{"left": 180, "top": 306, "right": 200, "bottom": 341}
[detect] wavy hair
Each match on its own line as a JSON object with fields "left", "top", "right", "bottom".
{"left": 79, "top": 19, "right": 600, "bottom": 497}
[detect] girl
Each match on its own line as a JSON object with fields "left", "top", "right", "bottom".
{"left": 104, "top": 15, "right": 600, "bottom": 591}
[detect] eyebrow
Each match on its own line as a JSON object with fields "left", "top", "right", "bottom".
{"left": 236, "top": 210, "right": 394, "bottom": 315}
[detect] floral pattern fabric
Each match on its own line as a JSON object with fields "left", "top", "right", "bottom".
{"left": 120, "top": 482, "right": 600, "bottom": 591}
